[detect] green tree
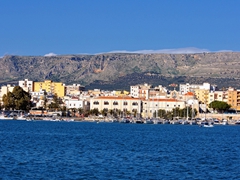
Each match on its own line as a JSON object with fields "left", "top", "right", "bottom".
{"left": 157, "top": 109, "right": 167, "bottom": 118}
{"left": 48, "top": 94, "right": 61, "bottom": 110}
{"left": 209, "top": 100, "right": 231, "bottom": 113}
{"left": 2, "top": 86, "right": 31, "bottom": 110}
{"left": 89, "top": 108, "right": 99, "bottom": 116}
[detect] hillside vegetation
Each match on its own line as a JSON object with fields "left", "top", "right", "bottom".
{"left": 0, "top": 52, "right": 239, "bottom": 90}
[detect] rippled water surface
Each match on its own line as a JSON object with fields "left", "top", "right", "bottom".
{"left": 0, "top": 120, "right": 240, "bottom": 179}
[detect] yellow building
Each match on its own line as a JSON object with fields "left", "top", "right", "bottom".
{"left": 115, "top": 90, "right": 129, "bottom": 96}
{"left": 33, "top": 80, "right": 65, "bottom": 98}
{"left": 194, "top": 89, "right": 209, "bottom": 105}
{"left": 227, "top": 87, "right": 240, "bottom": 111}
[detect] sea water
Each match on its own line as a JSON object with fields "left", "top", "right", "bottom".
{"left": 0, "top": 120, "right": 240, "bottom": 179}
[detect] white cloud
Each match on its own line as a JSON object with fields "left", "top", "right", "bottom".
{"left": 44, "top": 52, "right": 57, "bottom": 57}
{"left": 216, "top": 50, "right": 233, "bottom": 52}
{"left": 107, "top": 47, "right": 211, "bottom": 54}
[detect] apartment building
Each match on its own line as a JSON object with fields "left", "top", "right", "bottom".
{"left": 194, "top": 89, "right": 210, "bottom": 105}
{"left": 19, "top": 79, "right": 34, "bottom": 92}
{"left": 130, "top": 83, "right": 152, "bottom": 99}
{"left": 227, "top": 87, "right": 240, "bottom": 111}
{"left": 34, "top": 80, "right": 65, "bottom": 98}
{"left": 179, "top": 83, "right": 212, "bottom": 95}
{"left": 65, "top": 84, "right": 85, "bottom": 96}
{"left": 0, "top": 84, "right": 15, "bottom": 103}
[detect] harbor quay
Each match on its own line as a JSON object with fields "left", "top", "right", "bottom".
{"left": 197, "top": 113, "right": 240, "bottom": 121}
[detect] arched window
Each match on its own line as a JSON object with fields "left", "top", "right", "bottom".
{"left": 123, "top": 101, "right": 128, "bottom": 105}
{"left": 113, "top": 101, "right": 118, "bottom": 105}
{"left": 104, "top": 101, "right": 109, "bottom": 105}
{"left": 132, "top": 102, "right": 138, "bottom": 105}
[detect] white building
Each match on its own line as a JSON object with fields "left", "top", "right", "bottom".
{"left": 19, "top": 79, "right": 34, "bottom": 92}
{"left": 179, "top": 83, "right": 211, "bottom": 95}
{"left": 130, "top": 85, "right": 140, "bottom": 98}
{"left": 64, "top": 97, "right": 89, "bottom": 110}
{"left": 142, "top": 98, "right": 186, "bottom": 118}
{"left": 90, "top": 96, "right": 142, "bottom": 115}
{"left": 0, "top": 84, "right": 15, "bottom": 102}
{"left": 130, "top": 83, "right": 152, "bottom": 99}
{"left": 65, "top": 84, "right": 85, "bottom": 96}
{"left": 30, "top": 89, "right": 46, "bottom": 99}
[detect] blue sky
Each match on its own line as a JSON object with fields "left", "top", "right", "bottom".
{"left": 1, "top": 0, "right": 240, "bottom": 56}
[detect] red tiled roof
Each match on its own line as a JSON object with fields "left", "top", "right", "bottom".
{"left": 185, "top": 92, "right": 194, "bottom": 96}
{"left": 95, "top": 96, "right": 141, "bottom": 100}
{"left": 147, "top": 98, "right": 178, "bottom": 102}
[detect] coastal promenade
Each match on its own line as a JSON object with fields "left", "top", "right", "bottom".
{"left": 197, "top": 113, "right": 240, "bottom": 121}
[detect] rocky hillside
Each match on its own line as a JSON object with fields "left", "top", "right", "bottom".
{"left": 0, "top": 52, "right": 240, "bottom": 90}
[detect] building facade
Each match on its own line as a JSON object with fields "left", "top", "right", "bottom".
{"left": 227, "top": 87, "right": 240, "bottom": 111}
{"left": 34, "top": 80, "right": 65, "bottom": 98}
{"left": 19, "top": 79, "right": 34, "bottom": 92}
{"left": 142, "top": 98, "right": 186, "bottom": 118}
{"left": 90, "top": 96, "right": 142, "bottom": 116}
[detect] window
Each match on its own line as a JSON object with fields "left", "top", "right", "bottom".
{"left": 123, "top": 101, "right": 128, "bottom": 105}
{"left": 113, "top": 101, "right": 118, "bottom": 105}
{"left": 104, "top": 101, "right": 109, "bottom": 105}
{"left": 93, "top": 101, "right": 99, "bottom": 105}
{"left": 132, "top": 102, "right": 138, "bottom": 105}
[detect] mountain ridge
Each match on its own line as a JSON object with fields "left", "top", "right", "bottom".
{"left": 0, "top": 52, "right": 240, "bottom": 90}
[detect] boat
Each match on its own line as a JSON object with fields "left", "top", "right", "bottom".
{"left": 202, "top": 122, "right": 214, "bottom": 128}
{"left": 135, "top": 119, "right": 144, "bottom": 124}
{"left": 189, "top": 120, "right": 197, "bottom": 125}
{"left": 120, "top": 118, "right": 130, "bottom": 123}
{"left": 235, "top": 120, "right": 240, "bottom": 125}
{"left": 170, "top": 120, "right": 180, "bottom": 125}
{"left": 0, "top": 116, "right": 13, "bottom": 120}
{"left": 222, "top": 119, "right": 228, "bottom": 125}
{"left": 17, "top": 115, "right": 27, "bottom": 120}
{"left": 144, "top": 118, "right": 154, "bottom": 124}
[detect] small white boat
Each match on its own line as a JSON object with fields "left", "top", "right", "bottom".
{"left": 222, "top": 119, "right": 228, "bottom": 125}
{"left": 202, "top": 122, "right": 214, "bottom": 128}
{"left": 144, "top": 119, "right": 154, "bottom": 124}
{"left": 0, "top": 116, "right": 13, "bottom": 120}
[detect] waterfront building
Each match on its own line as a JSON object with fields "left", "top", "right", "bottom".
{"left": 34, "top": 80, "right": 65, "bottom": 98}
{"left": 142, "top": 98, "right": 185, "bottom": 118}
{"left": 227, "top": 87, "right": 240, "bottom": 111}
{"left": 64, "top": 97, "right": 90, "bottom": 111}
{"left": 18, "top": 79, "right": 34, "bottom": 92}
{"left": 90, "top": 96, "right": 142, "bottom": 116}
